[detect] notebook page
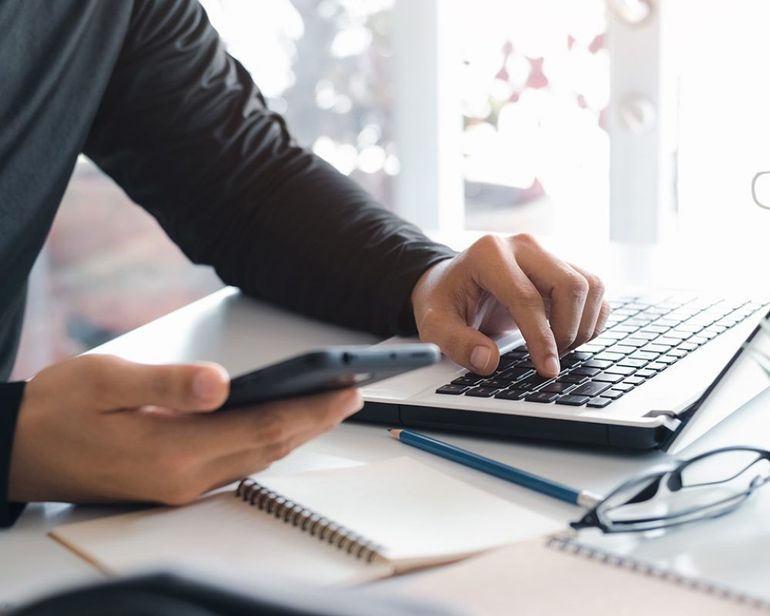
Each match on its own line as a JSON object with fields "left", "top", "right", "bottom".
{"left": 51, "top": 492, "right": 393, "bottom": 586}
{"left": 259, "top": 456, "right": 560, "bottom": 567}
{"left": 391, "top": 539, "right": 752, "bottom": 616}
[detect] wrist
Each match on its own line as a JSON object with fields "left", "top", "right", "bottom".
{"left": 410, "top": 258, "right": 452, "bottom": 319}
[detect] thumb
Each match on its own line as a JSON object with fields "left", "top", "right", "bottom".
{"left": 71, "top": 355, "right": 230, "bottom": 411}
{"left": 418, "top": 310, "right": 500, "bottom": 375}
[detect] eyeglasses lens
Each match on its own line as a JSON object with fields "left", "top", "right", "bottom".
{"left": 598, "top": 451, "right": 769, "bottom": 531}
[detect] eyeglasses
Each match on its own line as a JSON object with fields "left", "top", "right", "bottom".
{"left": 571, "top": 446, "right": 770, "bottom": 533}
{"left": 752, "top": 171, "right": 770, "bottom": 210}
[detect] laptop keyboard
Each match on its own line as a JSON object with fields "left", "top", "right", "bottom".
{"left": 436, "top": 294, "right": 764, "bottom": 409}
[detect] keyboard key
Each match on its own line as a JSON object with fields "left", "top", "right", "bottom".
{"left": 560, "top": 354, "right": 584, "bottom": 368}
{"left": 572, "top": 381, "right": 612, "bottom": 397}
{"left": 640, "top": 344, "right": 671, "bottom": 354}
{"left": 634, "top": 368, "right": 657, "bottom": 379}
{"left": 623, "top": 376, "right": 646, "bottom": 386}
{"left": 497, "top": 367, "right": 534, "bottom": 382}
{"left": 592, "top": 373, "right": 624, "bottom": 384}
{"left": 571, "top": 367, "right": 601, "bottom": 377}
{"left": 556, "top": 394, "right": 591, "bottom": 406}
{"left": 656, "top": 319, "right": 681, "bottom": 328}
{"left": 494, "top": 389, "right": 525, "bottom": 400}
{"left": 613, "top": 325, "right": 639, "bottom": 333}
{"left": 495, "top": 358, "right": 517, "bottom": 371}
{"left": 452, "top": 376, "right": 483, "bottom": 386}
{"left": 688, "top": 335, "right": 709, "bottom": 346}
{"left": 516, "top": 374, "right": 554, "bottom": 390}
{"left": 678, "top": 342, "right": 698, "bottom": 352}
{"left": 669, "top": 349, "right": 689, "bottom": 358}
{"left": 541, "top": 382, "right": 576, "bottom": 394}
{"left": 645, "top": 362, "right": 667, "bottom": 372}
{"left": 605, "top": 345, "right": 636, "bottom": 355}
{"left": 656, "top": 337, "right": 682, "bottom": 347}
{"left": 582, "top": 359, "right": 612, "bottom": 370}
{"left": 630, "top": 351, "right": 659, "bottom": 362}
{"left": 677, "top": 323, "right": 704, "bottom": 333}
{"left": 557, "top": 374, "right": 590, "bottom": 385}
{"left": 626, "top": 318, "right": 653, "bottom": 327}
{"left": 600, "top": 331, "right": 628, "bottom": 340}
{"left": 525, "top": 392, "right": 559, "bottom": 403}
{"left": 656, "top": 355, "right": 678, "bottom": 365}
{"left": 605, "top": 365, "right": 636, "bottom": 376}
{"left": 587, "top": 397, "right": 613, "bottom": 408}
{"left": 465, "top": 386, "right": 501, "bottom": 398}
{"left": 643, "top": 325, "right": 670, "bottom": 334}
{"left": 576, "top": 343, "right": 605, "bottom": 354}
{"left": 614, "top": 382, "right": 635, "bottom": 392}
{"left": 436, "top": 384, "right": 469, "bottom": 395}
{"left": 617, "top": 337, "right": 648, "bottom": 347}
{"left": 618, "top": 358, "right": 648, "bottom": 369}
{"left": 570, "top": 351, "right": 594, "bottom": 361}
{"left": 662, "top": 330, "right": 691, "bottom": 340}
{"left": 595, "top": 352, "right": 625, "bottom": 362}
{"left": 480, "top": 379, "right": 510, "bottom": 389}
{"left": 601, "top": 389, "right": 625, "bottom": 400}
{"left": 613, "top": 308, "right": 639, "bottom": 317}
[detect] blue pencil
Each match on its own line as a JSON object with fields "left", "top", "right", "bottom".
{"left": 389, "top": 428, "right": 601, "bottom": 508}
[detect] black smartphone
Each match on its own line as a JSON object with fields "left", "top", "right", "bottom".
{"left": 219, "top": 343, "right": 441, "bottom": 409}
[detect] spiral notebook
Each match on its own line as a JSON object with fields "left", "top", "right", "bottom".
{"left": 395, "top": 534, "right": 768, "bottom": 616}
{"left": 50, "top": 457, "right": 560, "bottom": 586}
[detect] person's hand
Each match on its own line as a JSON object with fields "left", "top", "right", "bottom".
{"left": 411, "top": 234, "right": 610, "bottom": 378}
{"left": 8, "top": 354, "right": 362, "bottom": 505}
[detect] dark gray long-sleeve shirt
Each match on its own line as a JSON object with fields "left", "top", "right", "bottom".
{"left": 0, "top": 0, "right": 454, "bottom": 527}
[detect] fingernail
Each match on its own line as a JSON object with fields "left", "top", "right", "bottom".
{"left": 193, "top": 365, "right": 229, "bottom": 402}
{"left": 470, "top": 346, "right": 491, "bottom": 372}
{"left": 544, "top": 355, "right": 560, "bottom": 377}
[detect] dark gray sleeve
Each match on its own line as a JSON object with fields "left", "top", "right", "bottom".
{"left": 0, "top": 381, "right": 26, "bottom": 528}
{"left": 84, "top": 0, "right": 455, "bottom": 336}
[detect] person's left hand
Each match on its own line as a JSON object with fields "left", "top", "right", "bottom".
{"left": 411, "top": 234, "right": 610, "bottom": 378}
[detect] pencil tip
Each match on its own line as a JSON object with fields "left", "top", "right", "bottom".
{"left": 388, "top": 428, "right": 402, "bottom": 439}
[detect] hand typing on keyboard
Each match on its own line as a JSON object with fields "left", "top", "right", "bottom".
{"left": 410, "top": 234, "right": 610, "bottom": 378}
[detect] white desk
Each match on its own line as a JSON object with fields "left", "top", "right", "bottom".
{"left": 3, "top": 238, "right": 770, "bottom": 610}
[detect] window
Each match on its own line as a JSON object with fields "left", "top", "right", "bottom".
{"left": 16, "top": 1, "right": 769, "bottom": 378}
{"left": 458, "top": 0, "right": 609, "bottom": 236}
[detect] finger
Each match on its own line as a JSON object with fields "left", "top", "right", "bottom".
{"left": 470, "top": 237, "right": 559, "bottom": 376}
{"left": 163, "top": 388, "right": 364, "bottom": 459}
{"left": 65, "top": 355, "right": 230, "bottom": 412}
{"left": 567, "top": 263, "right": 607, "bottom": 347}
{"left": 594, "top": 300, "right": 612, "bottom": 337}
{"left": 181, "top": 390, "right": 363, "bottom": 493}
{"left": 512, "top": 240, "right": 589, "bottom": 355}
{"left": 200, "top": 420, "right": 343, "bottom": 494}
{"left": 417, "top": 306, "right": 501, "bottom": 375}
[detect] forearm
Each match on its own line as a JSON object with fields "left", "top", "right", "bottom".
{"left": 200, "top": 153, "right": 456, "bottom": 336}
{"left": 0, "top": 381, "right": 26, "bottom": 528}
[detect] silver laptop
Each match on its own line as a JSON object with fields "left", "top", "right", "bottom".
{"left": 359, "top": 292, "right": 770, "bottom": 451}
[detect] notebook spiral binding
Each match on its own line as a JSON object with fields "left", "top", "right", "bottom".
{"left": 547, "top": 533, "right": 770, "bottom": 612}
{"left": 236, "top": 478, "right": 383, "bottom": 563}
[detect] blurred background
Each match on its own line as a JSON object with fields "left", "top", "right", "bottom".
{"left": 13, "top": 0, "right": 770, "bottom": 378}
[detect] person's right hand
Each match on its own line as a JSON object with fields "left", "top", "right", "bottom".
{"left": 8, "top": 354, "right": 362, "bottom": 506}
